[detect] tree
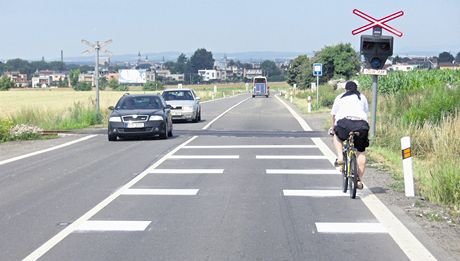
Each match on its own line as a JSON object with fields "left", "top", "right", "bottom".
{"left": 261, "top": 60, "right": 282, "bottom": 78}
{"left": 438, "top": 51, "right": 454, "bottom": 63}
{"left": 0, "top": 76, "right": 14, "bottom": 91}
{"left": 189, "top": 48, "right": 214, "bottom": 73}
{"left": 287, "top": 55, "right": 311, "bottom": 88}
{"left": 69, "top": 69, "right": 80, "bottom": 87}
{"left": 108, "top": 78, "right": 119, "bottom": 90}
{"left": 164, "top": 61, "right": 177, "bottom": 73}
{"left": 314, "top": 43, "right": 360, "bottom": 81}
{"left": 176, "top": 53, "right": 188, "bottom": 74}
{"left": 455, "top": 52, "right": 460, "bottom": 64}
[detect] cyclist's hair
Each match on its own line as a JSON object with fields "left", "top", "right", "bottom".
{"left": 341, "top": 81, "right": 361, "bottom": 100}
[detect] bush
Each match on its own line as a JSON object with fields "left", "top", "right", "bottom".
{"left": 73, "top": 82, "right": 92, "bottom": 91}
{"left": 0, "top": 76, "right": 14, "bottom": 91}
{"left": 9, "top": 124, "right": 43, "bottom": 141}
{"left": 143, "top": 81, "right": 163, "bottom": 91}
{"left": 0, "top": 118, "right": 14, "bottom": 141}
{"left": 114, "top": 85, "right": 129, "bottom": 91}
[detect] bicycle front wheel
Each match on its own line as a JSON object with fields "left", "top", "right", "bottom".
{"left": 349, "top": 154, "right": 358, "bottom": 199}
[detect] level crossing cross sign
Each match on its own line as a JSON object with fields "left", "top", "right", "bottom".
{"left": 352, "top": 9, "right": 404, "bottom": 37}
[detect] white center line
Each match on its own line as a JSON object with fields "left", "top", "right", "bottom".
{"left": 183, "top": 145, "right": 318, "bottom": 149}
{"left": 202, "top": 97, "right": 250, "bottom": 130}
{"left": 266, "top": 169, "right": 340, "bottom": 175}
{"left": 149, "top": 169, "right": 224, "bottom": 174}
{"left": 75, "top": 221, "right": 151, "bottom": 232}
{"left": 121, "top": 189, "right": 199, "bottom": 196}
{"left": 315, "top": 222, "right": 387, "bottom": 233}
{"left": 168, "top": 155, "right": 239, "bottom": 159}
{"left": 0, "top": 135, "right": 97, "bottom": 166}
{"left": 256, "top": 155, "right": 327, "bottom": 159}
{"left": 283, "top": 190, "right": 347, "bottom": 197}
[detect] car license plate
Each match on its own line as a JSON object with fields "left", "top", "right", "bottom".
{"left": 126, "top": 122, "right": 144, "bottom": 128}
{"left": 171, "top": 110, "right": 182, "bottom": 116}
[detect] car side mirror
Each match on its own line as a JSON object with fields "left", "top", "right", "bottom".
{"left": 196, "top": 97, "right": 201, "bottom": 101}
{"left": 166, "top": 104, "right": 172, "bottom": 109}
{"left": 108, "top": 106, "right": 115, "bottom": 110}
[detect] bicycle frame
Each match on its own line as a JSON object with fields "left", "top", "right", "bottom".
{"left": 341, "top": 132, "right": 359, "bottom": 198}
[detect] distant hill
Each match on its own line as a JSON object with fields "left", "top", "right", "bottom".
{"left": 65, "top": 51, "right": 310, "bottom": 64}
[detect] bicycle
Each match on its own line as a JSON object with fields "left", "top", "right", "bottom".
{"left": 340, "top": 131, "right": 361, "bottom": 199}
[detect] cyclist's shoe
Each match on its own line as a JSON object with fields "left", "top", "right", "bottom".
{"left": 334, "top": 159, "right": 344, "bottom": 167}
{"left": 357, "top": 180, "right": 364, "bottom": 190}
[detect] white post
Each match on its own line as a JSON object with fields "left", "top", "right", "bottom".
{"left": 401, "top": 136, "right": 415, "bottom": 197}
{"left": 289, "top": 96, "right": 293, "bottom": 103}
{"left": 223, "top": 92, "right": 226, "bottom": 98}
{"left": 307, "top": 96, "right": 312, "bottom": 113}
{"left": 178, "top": 83, "right": 182, "bottom": 89}
{"left": 232, "top": 90, "right": 235, "bottom": 96}
{"left": 245, "top": 83, "right": 249, "bottom": 93}
{"left": 316, "top": 75, "right": 319, "bottom": 108}
{"left": 214, "top": 85, "right": 217, "bottom": 93}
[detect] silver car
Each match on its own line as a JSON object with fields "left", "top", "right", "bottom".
{"left": 161, "top": 88, "right": 201, "bottom": 122}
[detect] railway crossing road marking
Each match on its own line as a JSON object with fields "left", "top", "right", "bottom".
{"left": 283, "top": 190, "right": 347, "bottom": 197}
{"left": 315, "top": 222, "right": 387, "bottom": 234}
{"left": 266, "top": 169, "right": 340, "bottom": 175}
{"left": 256, "top": 155, "right": 327, "bottom": 160}
{"left": 183, "top": 145, "right": 318, "bottom": 149}
{"left": 75, "top": 221, "right": 151, "bottom": 232}
{"left": 168, "top": 155, "right": 239, "bottom": 159}
{"left": 121, "top": 189, "right": 199, "bottom": 196}
{"left": 148, "top": 169, "right": 224, "bottom": 174}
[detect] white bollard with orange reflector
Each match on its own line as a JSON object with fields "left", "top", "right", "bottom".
{"left": 307, "top": 96, "right": 312, "bottom": 113}
{"left": 401, "top": 136, "right": 415, "bottom": 197}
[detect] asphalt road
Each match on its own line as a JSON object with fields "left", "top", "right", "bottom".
{"left": 0, "top": 93, "right": 445, "bottom": 260}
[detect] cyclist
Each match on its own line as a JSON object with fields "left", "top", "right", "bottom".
{"left": 330, "top": 81, "right": 370, "bottom": 189}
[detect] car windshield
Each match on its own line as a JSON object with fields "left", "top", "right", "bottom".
{"left": 162, "top": 91, "right": 194, "bottom": 101}
{"left": 117, "top": 96, "right": 162, "bottom": 110}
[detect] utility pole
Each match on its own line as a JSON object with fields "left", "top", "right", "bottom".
{"left": 81, "top": 39, "right": 112, "bottom": 121}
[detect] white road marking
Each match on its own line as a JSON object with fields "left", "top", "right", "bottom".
{"left": 256, "top": 155, "right": 327, "bottom": 159}
{"left": 183, "top": 145, "right": 318, "bottom": 149}
{"left": 202, "top": 97, "right": 250, "bottom": 130}
{"left": 266, "top": 169, "right": 340, "bottom": 175}
{"left": 168, "top": 155, "right": 239, "bottom": 159}
{"left": 75, "top": 221, "right": 151, "bottom": 232}
{"left": 121, "top": 189, "right": 199, "bottom": 196}
{"left": 277, "top": 94, "right": 437, "bottom": 260}
{"left": 283, "top": 190, "right": 347, "bottom": 197}
{"left": 23, "top": 136, "right": 198, "bottom": 261}
{"left": 315, "top": 222, "right": 387, "bottom": 233}
{"left": 148, "top": 169, "right": 224, "bottom": 174}
{"left": 0, "top": 135, "right": 97, "bottom": 166}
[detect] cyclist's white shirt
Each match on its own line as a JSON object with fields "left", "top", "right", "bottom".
{"left": 331, "top": 92, "right": 369, "bottom": 124}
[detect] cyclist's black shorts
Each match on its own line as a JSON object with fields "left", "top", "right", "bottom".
{"left": 334, "top": 118, "right": 370, "bottom": 152}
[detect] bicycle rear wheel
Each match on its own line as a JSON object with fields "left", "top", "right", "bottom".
{"left": 349, "top": 154, "right": 358, "bottom": 199}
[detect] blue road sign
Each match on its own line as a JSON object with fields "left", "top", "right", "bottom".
{"left": 313, "top": 63, "right": 322, "bottom": 76}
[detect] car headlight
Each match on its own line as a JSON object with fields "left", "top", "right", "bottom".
{"left": 182, "top": 105, "right": 194, "bottom": 112}
{"left": 109, "top": 116, "right": 122, "bottom": 122}
{"left": 149, "top": 115, "right": 164, "bottom": 121}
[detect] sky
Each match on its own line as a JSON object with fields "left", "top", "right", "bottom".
{"left": 1, "top": 0, "right": 459, "bottom": 60}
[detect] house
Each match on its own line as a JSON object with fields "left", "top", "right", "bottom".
{"left": 388, "top": 64, "right": 418, "bottom": 72}
{"left": 4, "top": 71, "right": 28, "bottom": 87}
{"left": 243, "top": 68, "right": 263, "bottom": 79}
{"left": 438, "top": 62, "right": 460, "bottom": 70}
{"left": 198, "top": 69, "right": 226, "bottom": 81}
{"left": 79, "top": 73, "right": 95, "bottom": 86}
{"left": 31, "top": 75, "right": 52, "bottom": 88}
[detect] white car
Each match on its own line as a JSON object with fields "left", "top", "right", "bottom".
{"left": 161, "top": 89, "right": 202, "bottom": 122}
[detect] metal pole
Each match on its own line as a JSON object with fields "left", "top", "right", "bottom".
{"left": 370, "top": 75, "right": 378, "bottom": 139}
{"left": 316, "top": 75, "right": 319, "bottom": 108}
{"left": 95, "top": 42, "right": 100, "bottom": 120}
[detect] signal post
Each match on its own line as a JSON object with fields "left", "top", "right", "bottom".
{"left": 352, "top": 9, "right": 404, "bottom": 139}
